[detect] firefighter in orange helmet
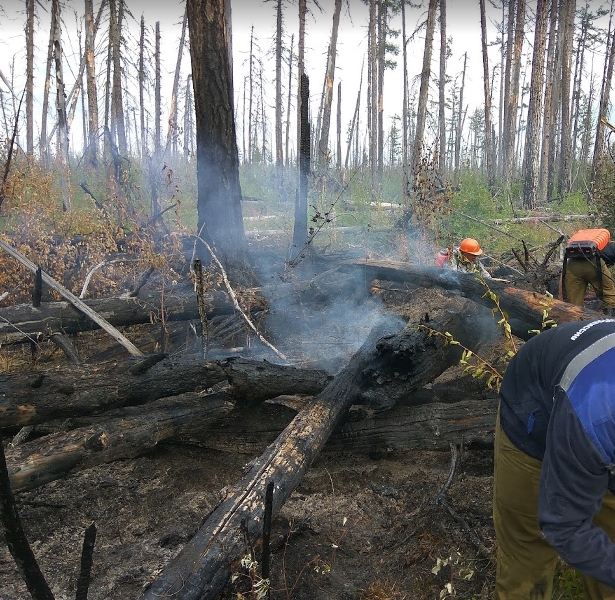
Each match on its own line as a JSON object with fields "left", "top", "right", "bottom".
{"left": 454, "top": 238, "right": 491, "bottom": 278}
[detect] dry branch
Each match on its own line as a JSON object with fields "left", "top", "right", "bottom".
{"left": 0, "top": 238, "right": 143, "bottom": 356}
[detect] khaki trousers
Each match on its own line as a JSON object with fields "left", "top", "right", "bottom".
{"left": 564, "top": 257, "right": 615, "bottom": 309}
{"left": 493, "top": 415, "right": 615, "bottom": 599}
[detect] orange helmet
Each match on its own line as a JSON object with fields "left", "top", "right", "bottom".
{"left": 459, "top": 238, "right": 483, "bottom": 256}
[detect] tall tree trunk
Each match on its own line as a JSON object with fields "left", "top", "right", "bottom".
{"left": 592, "top": 1, "right": 615, "bottom": 183}
{"left": 522, "top": 0, "right": 549, "bottom": 208}
{"left": 571, "top": 6, "right": 589, "bottom": 163}
{"left": 368, "top": 0, "right": 377, "bottom": 179}
{"left": 275, "top": 0, "right": 284, "bottom": 167}
{"left": 479, "top": 0, "right": 495, "bottom": 190}
{"left": 502, "top": 0, "right": 526, "bottom": 185}
{"left": 187, "top": 0, "right": 247, "bottom": 264}
{"left": 285, "top": 34, "right": 294, "bottom": 168}
{"left": 166, "top": 6, "right": 188, "bottom": 157}
{"left": 401, "top": 0, "right": 409, "bottom": 197}
{"left": 139, "top": 15, "right": 146, "bottom": 160}
{"left": 248, "top": 26, "right": 255, "bottom": 165}
{"left": 85, "top": 0, "right": 99, "bottom": 167}
{"left": 184, "top": 74, "right": 194, "bottom": 157}
{"left": 317, "top": 0, "right": 342, "bottom": 170}
{"left": 377, "top": 0, "right": 386, "bottom": 179}
{"left": 345, "top": 69, "right": 362, "bottom": 175}
{"left": 557, "top": 0, "right": 577, "bottom": 198}
{"left": 52, "top": 0, "right": 71, "bottom": 212}
{"left": 336, "top": 81, "right": 342, "bottom": 171}
{"left": 40, "top": 3, "right": 57, "bottom": 166}
{"left": 297, "top": 0, "right": 306, "bottom": 169}
{"left": 25, "top": 0, "right": 34, "bottom": 156}
{"left": 292, "top": 73, "right": 310, "bottom": 251}
{"left": 454, "top": 53, "right": 467, "bottom": 177}
{"left": 539, "top": 0, "right": 558, "bottom": 203}
{"left": 438, "top": 0, "right": 447, "bottom": 175}
{"left": 410, "top": 0, "right": 438, "bottom": 184}
{"left": 155, "top": 21, "right": 162, "bottom": 156}
{"left": 109, "top": 0, "right": 127, "bottom": 154}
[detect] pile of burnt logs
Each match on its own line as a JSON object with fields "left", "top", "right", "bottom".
{"left": 0, "top": 259, "right": 603, "bottom": 600}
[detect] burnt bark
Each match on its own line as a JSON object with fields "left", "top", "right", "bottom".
{"left": 0, "top": 357, "right": 331, "bottom": 427}
{"left": 5, "top": 392, "right": 236, "bottom": 492}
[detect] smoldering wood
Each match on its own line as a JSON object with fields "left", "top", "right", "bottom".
{"left": 0, "top": 357, "right": 332, "bottom": 427}
{"left": 350, "top": 259, "right": 602, "bottom": 339}
{"left": 6, "top": 391, "right": 236, "bottom": 492}
{"left": 0, "top": 286, "right": 263, "bottom": 346}
{"left": 138, "top": 304, "right": 493, "bottom": 600}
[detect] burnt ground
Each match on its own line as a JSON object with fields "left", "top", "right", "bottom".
{"left": 0, "top": 278, "right": 502, "bottom": 600}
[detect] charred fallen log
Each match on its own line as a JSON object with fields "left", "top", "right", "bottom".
{"left": 139, "top": 303, "right": 494, "bottom": 600}
{"left": 0, "top": 357, "right": 331, "bottom": 427}
{"left": 0, "top": 285, "right": 266, "bottom": 345}
{"left": 179, "top": 394, "right": 497, "bottom": 456}
{"left": 350, "top": 259, "right": 602, "bottom": 339}
{"left": 6, "top": 391, "right": 235, "bottom": 492}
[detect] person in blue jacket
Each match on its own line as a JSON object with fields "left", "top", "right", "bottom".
{"left": 495, "top": 319, "right": 615, "bottom": 599}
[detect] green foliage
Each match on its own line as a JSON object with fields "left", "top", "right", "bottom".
{"left": 552, "top": 562, "right": 584, "bottom": 599}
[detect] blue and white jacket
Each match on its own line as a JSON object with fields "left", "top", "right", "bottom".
{"left": 499, "top": 319, "right": 615, "bottom": 589}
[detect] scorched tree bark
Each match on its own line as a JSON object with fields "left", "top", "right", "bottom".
{"left": 187, "top": 0, "right": 247, "bottom": 264}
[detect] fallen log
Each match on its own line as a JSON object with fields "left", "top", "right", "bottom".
{"left": 0, "top": 357, "right": 332, "bottom": 427}
{"left": 350, "top": 259, "right": 602, "bottom": 339}
{"left": 6, "top": 391, "right": 235, "bottom": 492}
{"left": 179, "top": 393, "right": 497, "bottom": 456}
{"left": 0, "top": 285, "right": 264, "bottom": 346}
{"left": 139, "top": 303, "right": 494, "bottom": 600}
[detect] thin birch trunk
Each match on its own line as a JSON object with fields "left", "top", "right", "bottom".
{"left": 455, "top": 52, "right": 468, "bottom": 177}
{"left": 155, "top": 21, "right": 161, "bottom": 156}
{"left": 166, "top": 6, "right": 188, "bottom": 157}
{"left": 285, "top": 34, "right": 294, "bottom": 168}
{"left": 438, "top": 0, "right": 447, "bottom": 174}
{"left": 318, "top": 0, "right": 342, "bottom": 170}
{"left": 85, "top": 0, "right": 99, "bottom": 166}
{"left": 184, "top": 74, "right": 193, "bottom": 157}
{"left": 40, "top": 3, "right": 57, "bottom": 166}
{"left": 479, "top": 0, "right": 495, "bottom": 190}
{"left": 401, "top": 0, "right": 409, "bottom": 197}
{"left": 557, "top": 0, "right": 577, "bottom": 198}
{"left": 52, "top": 0, "right": 71, "bottom": 211}
{"left": 139, "top": 15, "right": 147, "bottom": 160}
{"left": 25, "top": 0, "right": 34, "bottom": 156}
{"left": 275, "top": 0, "right": 283, "bottom": 167}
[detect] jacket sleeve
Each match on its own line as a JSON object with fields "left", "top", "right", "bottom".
{"left": 538, "top": 390, "right": 615, "bottom": 589}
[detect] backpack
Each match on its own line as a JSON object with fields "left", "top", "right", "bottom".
{"left": 565, "top": 228, "right": 611, "bottom": 258}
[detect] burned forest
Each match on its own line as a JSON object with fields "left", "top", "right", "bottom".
{"left": 3, "top": 0, "right": 615, "bottom": 599}
{"left": 0, "top": 225, "right": 604, "bottom": 600}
